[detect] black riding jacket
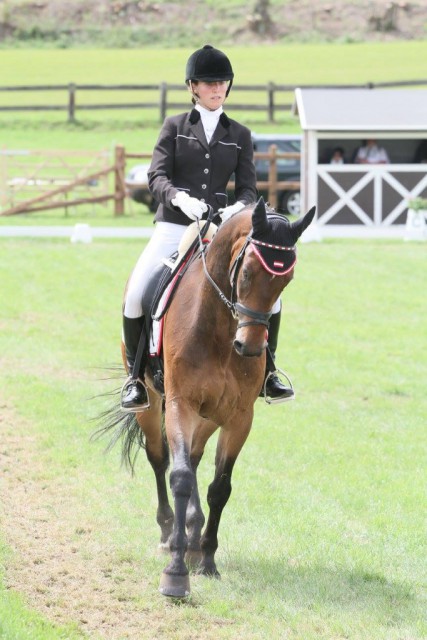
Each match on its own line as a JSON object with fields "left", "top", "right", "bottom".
{"left": 148, "top": 108, "right": 257, "bottom": 225}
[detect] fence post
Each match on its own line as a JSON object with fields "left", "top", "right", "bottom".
{"left": 68, "top": 83, "right": 76, "bottom": 122}
{"left": 267, "top": 144, "right": 278, "bottom": 208}
{"left": 0, "top": 147, "right": 7, "bottom": 209}
{"left": 114, "top": 145, "right": 126, "bottom": 216}
{"left": 267, "top": 82, "right": 275, "bottom": 123}
{"left": 160, "top": 82, "right": 167, "bottom": 122}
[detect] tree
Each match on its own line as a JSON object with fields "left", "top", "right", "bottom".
{"left": 247, "top": 0, "right": 274, "bottom": 35}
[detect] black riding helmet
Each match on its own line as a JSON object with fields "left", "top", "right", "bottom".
{"left": 185, "top": 44, "right": 234, "bottom": 96}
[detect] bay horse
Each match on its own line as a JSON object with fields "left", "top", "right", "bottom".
{"left": 101, "top": 197, "right": 315, "bottom": 598}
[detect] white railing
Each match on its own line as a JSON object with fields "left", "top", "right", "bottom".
{"left": 315, "top": 164, "right": 427, "bottom": 227}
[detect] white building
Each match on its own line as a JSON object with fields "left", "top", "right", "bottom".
{"left": 293, "top": 88, "right": 427, "bottom": 237}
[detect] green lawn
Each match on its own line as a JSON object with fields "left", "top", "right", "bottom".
{"left": 0, "top": 237, "right": 425, "bottom": 639}
{"left": 0, "top": 40, "right": 426, "bottom": 148}
{"left": 1, "top": 42, "right": 426, "bottom": 85}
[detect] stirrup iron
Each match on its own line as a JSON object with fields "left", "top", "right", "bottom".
{"left": 120, "top": 376, "right": 151, "bottom": 413}
{"left": 262, "top": 368, "right": 295, "bottom": 405}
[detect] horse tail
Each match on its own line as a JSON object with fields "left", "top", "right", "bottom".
{"left": 91, "top": 386, "right": 146, "bottom": 475}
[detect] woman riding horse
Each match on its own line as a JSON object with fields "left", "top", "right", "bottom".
{"left": 121, "top": 44, "right": 294, "bottom": 411}
{"left": 100, "top": 198, "right": 315, "bottom": 598}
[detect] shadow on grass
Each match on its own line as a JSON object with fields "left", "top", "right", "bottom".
{"left": 221, "top": 555, "right": 420, "bottom": 627}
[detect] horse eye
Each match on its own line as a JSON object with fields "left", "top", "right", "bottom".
{"left": 241, "top": 267, "right": 250, "bottom": 281}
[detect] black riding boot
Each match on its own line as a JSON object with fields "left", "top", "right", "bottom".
{"left": 121, "top": 315, "right": 149, "bottom": 412}
{"left": 260, "top": 309, "right": 295, "bottom": 402}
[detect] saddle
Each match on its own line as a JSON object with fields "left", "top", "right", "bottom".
{"left": 137, "top": 219, "right": 217, "bottom": 395}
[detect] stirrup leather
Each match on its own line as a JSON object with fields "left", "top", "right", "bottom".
{"left": 262, "top": 368, "right": 294, "bottom": 405}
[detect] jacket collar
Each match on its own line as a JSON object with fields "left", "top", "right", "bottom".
{"left": 188, "top": 109, "right": 231, "bottom": 148}
{"left": 189, "top": 108, "right": 230, "bottom": 128}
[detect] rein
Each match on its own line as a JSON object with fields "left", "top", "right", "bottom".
{"left": 197, "top": 217, "right": 296, "bottom": 329}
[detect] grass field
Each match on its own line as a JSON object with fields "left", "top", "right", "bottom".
{"left": 0, "top": 236, "right": 426, "bottom": 639}
{"left": 1, "top": 40, "right": 426, "bottom": 149}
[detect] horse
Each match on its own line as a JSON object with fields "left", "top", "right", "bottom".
{"left": 100, "top": 197, "right": 315, "bottom": 598}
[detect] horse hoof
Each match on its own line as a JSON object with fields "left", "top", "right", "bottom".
{"left": 195, "top": 564, "right": 221, "bottom": 579}
{"left": 185, "top": 549, "right": 202, "bottom": 569}
{"left": 159, "top": 572, "right": 190, "bottom": 598}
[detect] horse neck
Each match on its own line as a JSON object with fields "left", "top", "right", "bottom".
{"left": 205, "top": 213, "right": 251, "bottom": 288}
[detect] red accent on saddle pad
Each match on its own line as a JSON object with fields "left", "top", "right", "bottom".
{"left": 151, "top": 270, "right": 180, "bottom": 357}
{"left": 151, "top": 246, "right": 205, "bottom": 357}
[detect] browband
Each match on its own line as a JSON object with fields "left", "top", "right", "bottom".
{"left": 249, "top": 237, "right": 296, "bottom": 252}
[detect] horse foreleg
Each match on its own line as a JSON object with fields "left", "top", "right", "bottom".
{"left": 185, "top": 421, "right": 217, "bottom": 568}
{"left": 197, "top": 459, "right": 233, "bottom": 577}
{"left": 198, "top": 424, "right": 251, "bottom": 577}
{"left": 185, "top": 454, "right": 205, "bottom": 568}
{"left": 159, "top": 407, "right": 195, "bottom": 597}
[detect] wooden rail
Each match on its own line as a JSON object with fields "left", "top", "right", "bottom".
{"left": 0, "top": 149, "right": 113, "bottom": 216}
{"left": 0, "top": 80, "right": 426, "bottom": 123}
{"left": 0, "top": 144, "right": 300, "bottom": 216}
{"left": 118, "top": 144, "right": 300, "bottom": 212}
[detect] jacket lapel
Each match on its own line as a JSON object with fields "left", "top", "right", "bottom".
{"left": 188, "top": 109, "right": 209, "bottom": 151}
{"left": 210, "top": 112, "right": 231, "bottom": 146}
{"left": 188, "top": 108, "right": 232, "bottom": 148}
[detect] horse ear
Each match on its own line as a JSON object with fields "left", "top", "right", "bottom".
{"left": 290, "top": 206, "right": 316, "bottom": 242}
{"left": 252, "top": 196, "right": 269, "bottom": 236}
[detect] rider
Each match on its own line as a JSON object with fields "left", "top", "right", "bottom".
{"left": 121, "top": 44, "right": 294, "bottom": 411}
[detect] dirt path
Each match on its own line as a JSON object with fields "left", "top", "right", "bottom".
{"left": 0, "top": 398, "right": 170, "bottom": 640}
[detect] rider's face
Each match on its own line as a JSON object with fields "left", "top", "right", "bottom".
{"left": 191, "top": 81, "right": 227, "bottom": 111}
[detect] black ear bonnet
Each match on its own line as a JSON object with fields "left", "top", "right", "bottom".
{"left": 251, "top": 213, "right": 297, "bottom": 276}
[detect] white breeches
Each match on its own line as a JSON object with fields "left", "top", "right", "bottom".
{"left": 124, "top": 222, "right": 185, "bottom": 318}
{"left": 123, "top": 220, "right": 282, "bottom": 319}
{"left": 271, "top": 297, "right": 281, "bottom": 315}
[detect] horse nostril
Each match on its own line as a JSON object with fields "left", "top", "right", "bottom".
{"left": 233, "top": 339, "right": 244, "bottom": 355}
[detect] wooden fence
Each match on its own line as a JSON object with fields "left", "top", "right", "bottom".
{"left": 0, "top": 79, "right": 426, "bottom": 123}
{"left": 116, "top": 144, "right": 300, "bottom": 214}
{"left": 0, "top": 149, "right": 114, "bottom": 216}
{"left": 0, "top": 145, "right": 299, "bottom": 216}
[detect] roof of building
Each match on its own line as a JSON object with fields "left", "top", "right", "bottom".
{"left": 293, "top": 88, "right": 427, "bottom": 132}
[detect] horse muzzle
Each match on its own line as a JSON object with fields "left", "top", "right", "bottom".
{"left": 233, "top": 323, "right": 268, "bottom": 357}
{"left": 233, "top": 336, "right": 267, "bottom": 357}
{"left": 232, "top": 301, "right": 271, "bottom": 357}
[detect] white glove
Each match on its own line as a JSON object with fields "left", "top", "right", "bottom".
{"left": 171, "top": 191, "right": 208, "bottom": 221}
{"left": 218, "top": 201, "right": 245, "bottom": 223}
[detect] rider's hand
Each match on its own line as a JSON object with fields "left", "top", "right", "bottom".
{"left": 171, "top": 191, "right": 208, "bottom": 221}
{"left": 218, "top": 201, "right": 245, "bottom": 223}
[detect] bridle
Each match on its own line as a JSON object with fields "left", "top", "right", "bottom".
{"left": 197, "top": 216, "right": 296, "bottom": 330}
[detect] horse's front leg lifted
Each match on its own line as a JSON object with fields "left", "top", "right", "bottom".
{"left": 159, "top": 447, "right": 194, "bottom": 598}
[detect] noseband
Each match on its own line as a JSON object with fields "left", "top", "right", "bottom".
{"left": 199, "top": 224, "right": 296, "bottom": 329}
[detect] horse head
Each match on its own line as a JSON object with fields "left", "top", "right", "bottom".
{"left": 233, "top": 197, "right": 315, "bottom": 357}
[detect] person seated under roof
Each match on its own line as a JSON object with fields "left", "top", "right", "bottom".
{"left": 354, "top": 139, "right": 390, "bottom": 164}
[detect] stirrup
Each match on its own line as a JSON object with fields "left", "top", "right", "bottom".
{"left": 262, "top": 368, "right": 295, "bottom": 405}
{"left": 120, "top": 376, "right": 150, "bottom": 413}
